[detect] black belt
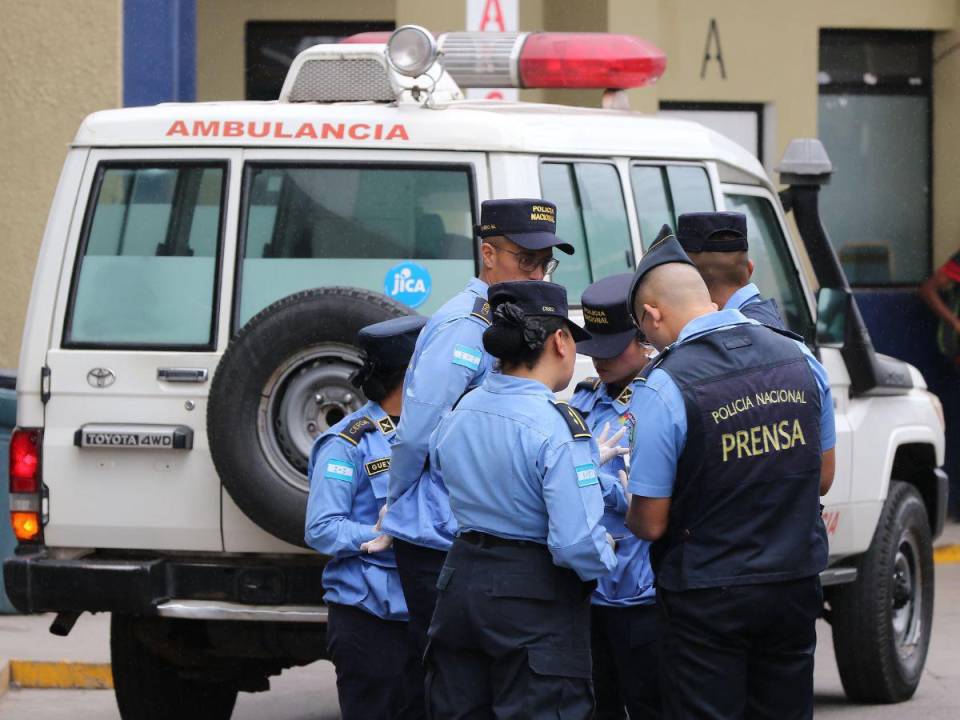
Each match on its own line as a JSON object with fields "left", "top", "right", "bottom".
{"left": 457, "top": 531, "right": 540, "bottom": 549}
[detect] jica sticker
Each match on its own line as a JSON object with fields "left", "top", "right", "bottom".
{"left": 384, "top": 262, "right": 431, "bottom": 309}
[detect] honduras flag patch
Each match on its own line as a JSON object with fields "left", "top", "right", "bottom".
{"left": 452, "top": 344, "right": 482, "bottom": 371}
{"left": 575, "top": 463, "right": 599, "bottom": 488}
{"left": 324, "top": 460, "right": 354, "bottom": 483}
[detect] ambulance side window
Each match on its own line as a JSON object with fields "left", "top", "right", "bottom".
{"left": 629, "top": 164, "right": 715, "bottom": 249}
{"left": 64, "top": 163, "right": 226, "bottom": 349}
{"left": 724, "top": 193, "right": 811, "bottom": 336}
{"left": 540, "top": 161, "right": 632, "bottom": 300}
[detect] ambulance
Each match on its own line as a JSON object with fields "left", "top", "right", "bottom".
{"left": 5, "top": 26, "right": 946, "bottom": 716}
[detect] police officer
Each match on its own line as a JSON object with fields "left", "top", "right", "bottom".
{"left": 570, "top": 272, "right": 662, "bottom": 720}
{"left": 305, "top": 314, "right": 428, "bottom": 720}
{"left": 675, "top": 212, "right": 787, "bottom": 329}
{"left": 623, "top": 233, "right": 836, "bottom": 720}
{"left": 426, "top": 280, "right": 617, "bottom": 720}
{"left": 381, "top": 199, "right": 575, "bottom": 697}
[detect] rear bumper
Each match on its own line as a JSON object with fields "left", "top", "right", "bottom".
{"left": 4, "top": 549, "right": 326, "bottom": 616}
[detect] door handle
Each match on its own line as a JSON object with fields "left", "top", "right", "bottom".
{"left": 157, "top": 367, "right": 209, "bottom": 383}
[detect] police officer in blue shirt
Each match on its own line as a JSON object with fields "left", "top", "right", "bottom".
{"left": 623, "top": 233, "right": 836, "bottom": 720}
{"left": 381, "top": 198, "right": 575, "bottom": 705}
{"left": 676, "top": 212, "right": 787, "bottom": 329}
{"left": 305, "top": 314, "right": 428, "bottom": 720}
{"left": 571, "top": 272, "right": 662, "bottom": 720}
{"left": 425, "top": 280, "right": 618, "bottom": 720}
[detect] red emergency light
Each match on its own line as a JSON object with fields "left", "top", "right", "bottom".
{"left": 342, "top": 29, "right": 666, "bottom": 90}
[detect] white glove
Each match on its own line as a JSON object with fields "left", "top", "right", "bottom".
{"left": 374, "top": 503, "right": 389, "bottom": 532}
{"left": 597, "top": 422, "right": 629, "bottom": 466}
{"left": 618, "top": 469, "right": 632, "bottom": 505}
{"left": 361, "top": 533, "right": 393, "bottom": 554}
{"left": 605, "top": 532, "right": 616, "bottom": 551}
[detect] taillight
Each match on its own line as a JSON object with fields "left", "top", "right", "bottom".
{"left": 10, "top": 428, "right": 40, "bottom": 493}
{"left": 9, "top": 427, "right": 43, "bottom": 543}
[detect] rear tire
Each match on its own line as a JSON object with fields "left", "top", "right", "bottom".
{"left": 829, "top": 481, "right": 934, "bottom": 702}
{"left": 111, "top": 614, "right": 238, "bottom": 720}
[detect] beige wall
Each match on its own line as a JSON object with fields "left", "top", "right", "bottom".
{"left": 0, "top": 0, "right": 122, "bottom": 369}
{"left": 933, "top": 24, "right": 960, "bottom": 268}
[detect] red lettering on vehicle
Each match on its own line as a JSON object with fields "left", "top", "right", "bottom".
{"left": 194, "top": 120, "right": 220, "bottom": 137}
{"left": 295, "top": 122, "right": 317, "bottom": 139}
{"left": 163, "top": 120, "right": 410, "bottom": 142}
{"left": 321, "top": 123, "right": 344, "bottom": 139}
{"left": 274, "top": 122, "right": 293, "bottom": 139}
{"left": 349, "top": 123, "right": 370, "bottom": 140}
{"left": 166, "top": 120, "right": 189, "bottom": 137}
{"left": 223, "top": 121, "right": 243, "bottom": 137}
{"left": 385, "top": 124, "right": 409, "bottom": 140}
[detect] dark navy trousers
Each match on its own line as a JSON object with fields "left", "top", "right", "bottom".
{"left": 658, "top": 577, "right": 822, "bottom": 720}
{"left": 425, "top": 535, "right": 596, "bottom": 720}
{"left": 591, "top": 603, "right": 662, "bottom": 719}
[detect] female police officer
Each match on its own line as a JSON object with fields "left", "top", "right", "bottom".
{"left": 424, "top": 280, "right": 618, "bottom": 720}
{"left": 305, "top": 314, "right": 428, "bottom": 720}
{"left": 571, "top": 272, "right": 661, "bottom": 719}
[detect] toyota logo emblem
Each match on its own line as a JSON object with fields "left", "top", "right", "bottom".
{"left": 87, "top": 368, "right": 116, "bottom": 388}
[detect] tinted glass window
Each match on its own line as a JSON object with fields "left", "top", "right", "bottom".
{"left": 66, "top": 164, "right": 225, "bottom": 347}
{"left": 239, "top": 164, "right": 475, "bottom": 325}
{"left": 725, "top": 193, "right": 811, "bottom": 337}
{"left": 540, "top": 162, "right": 632, "bottom": 300}
{"left": 629, "top": 164, "right": 714, "bottom": 248}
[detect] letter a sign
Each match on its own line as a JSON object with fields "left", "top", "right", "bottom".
{"left": 466, "top": 0, "right": 518, "bottom": 101}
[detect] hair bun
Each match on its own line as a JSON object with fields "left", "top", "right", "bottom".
{"left": 494, "top": 302, "right": 527, "bottom": 328}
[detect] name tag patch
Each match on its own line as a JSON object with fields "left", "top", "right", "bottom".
{"left": 365, "top": 457, "right": 391, "bottom": 476}
{"left": 452, "top": 344, "right": 482, "bottom": 371}
{"left": 575, "top": 463, "right": 599, "bottom": 488}
{"left": 324, "top": 460, "right": 355, "bottom": 482}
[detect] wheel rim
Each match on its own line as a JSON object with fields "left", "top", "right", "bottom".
{"left": 258, "top": 344, "right": 365, "bottom": 492}
{"left": 891, "top": 527, "right": 923, "bottom": 662}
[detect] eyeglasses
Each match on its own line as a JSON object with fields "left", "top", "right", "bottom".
{"left": 490, "top": 244, "right": 559, "bottom": 275}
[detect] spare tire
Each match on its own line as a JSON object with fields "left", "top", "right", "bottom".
{"left": 208, "top": 287, "right": 411, "bottom": 546}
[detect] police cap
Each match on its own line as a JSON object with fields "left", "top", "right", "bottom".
{"left": 357, "top": 314, "right": 428, "bottom": 369}
{"left": 476, "top": 198, "right": 575, "bottom": 255}
{"left": 627, "top": 224, "right": 696, "bottom": 326}
{"left": 488, "top": 280, "right": 591, "bottom": 342}
{"left": 677, "top": 211, "right": 748, "bottom": 253}
{"left": 576, "top": 273, "right": 638, "bottom": 359}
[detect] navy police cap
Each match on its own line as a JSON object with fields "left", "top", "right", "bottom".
{"left": 627, "top": 224, "right": 696, "bottom": 326}
{"left": 488, "top": 280, "right": 591, "bottom": 342}
{"left": 577, "top": 273, "right": 638, "bottom": 359}
{"left": 477, "top": 198, "right": 575, "bottom": 255}
{"left": 677, "top": 211, "right": 748, "bottom": 253}
{"left": 357, "top": 314, "right": 428, "bottom": 369}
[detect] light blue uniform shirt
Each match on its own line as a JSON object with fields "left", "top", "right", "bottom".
{"left": 382, "top": 277, "right": 495, "bottom": 550}
{"left": 431, "top": 373, "right": 618, "bottom": 582}
{"left": 571, "top": 378, "right": 656, "bottom": 606}
{"left": 628, "top": 309, "right": 836, "bottom": 498}
{"left": 305, "top": 401, "right": 408, "bottom": 621}
{"left": 724, "top": 282, "right": 764, "bottom": 312}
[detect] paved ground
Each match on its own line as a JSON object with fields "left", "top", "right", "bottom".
{"left": 3, "top": 528, "right": 960, "bottom": 718}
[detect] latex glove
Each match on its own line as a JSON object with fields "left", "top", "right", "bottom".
{"left": 597, "top": 422, "right": 629, "bottom": 466}
{"left": 361, "top": 533, "right": 393, "bottom": 554}
{"left": 374, "top": 503, "right": 389, "bottom": 532}
{"left": 605, "top": 532, "right": 616, "bottom": 551}
{"left": 618, "top": 469, "right": 632, "bottom": 506}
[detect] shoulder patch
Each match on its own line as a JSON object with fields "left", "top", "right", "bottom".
{"left": 470, "top": 297, "right": 492, "bottom": 325}
{"left": 552, "top": 401, "right": 592, "bottom": 440}
{"left": 338, "top": 416, "right": 376, "bottom": 446}
{"left": 452, "top": 343, "right": 482, "bottom": 371}
{"left": 377, "top": 416, "right": 396, "bottom": 435}
{"left": 574, "top": 376, "right": 601, "bottom": 394}
{"left": 324, "top": 459, "right": 355, "bottom": 482}
{"left": 365, "top": 457, "right": 391, "bottom": 477}
{"left": 575, "top": 463, "right": 599, "bottom": 487}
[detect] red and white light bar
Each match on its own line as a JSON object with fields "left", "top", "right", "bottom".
{"left": 344, "top": 29, "right": 666, "bottom": 90}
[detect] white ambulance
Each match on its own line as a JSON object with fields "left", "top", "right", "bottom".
{"left": 5, "top": 26, "right": 946, "bottom": 717}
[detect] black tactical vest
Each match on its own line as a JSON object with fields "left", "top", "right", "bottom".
{"left": 650, "top": 322, "right": 828, "bottom": 591}
{"left": 739, "top": 296, "right": 786, "bottom": 330}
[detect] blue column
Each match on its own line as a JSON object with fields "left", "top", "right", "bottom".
{"left": 123, "top": 0, "right": 196, "bottom": 106}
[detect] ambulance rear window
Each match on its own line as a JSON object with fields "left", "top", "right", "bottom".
{"left": 236, "top": 163, "right": 476, "bottom": 327}
{"left": 64, "top": 163, "right": 226, "bottom": 349}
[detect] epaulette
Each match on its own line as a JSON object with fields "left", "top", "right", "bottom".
{"left": 338, "top": 416, "right": 377, "bottom": 446}
{"left": 552, "top": 401, "right": 592, "bottom": 440}
{"left": 470, "top": 297, "right": 492, "bottom": 325}
{"left": 573, "top": 376, "right": 601, "bottom": 394}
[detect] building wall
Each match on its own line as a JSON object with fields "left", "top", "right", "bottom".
{"left": 0, "top": 0, "right": 122, "bottom": 370}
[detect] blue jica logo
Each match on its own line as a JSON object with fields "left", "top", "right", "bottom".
{"left": 384, "top": 261, "right": 431, "bottom": 309}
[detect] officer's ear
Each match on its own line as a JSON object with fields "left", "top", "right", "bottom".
{"left": 643, "top": 303, "right": 662, "bottom": 328}
{"left": 479, "top": 241, "right": 496, "bottom": 271}
{"left": 747, "top": 258, "right": 755, "bottom": 279}
{"left": 551, "top": 327, "right": 573, "bottom": 358}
